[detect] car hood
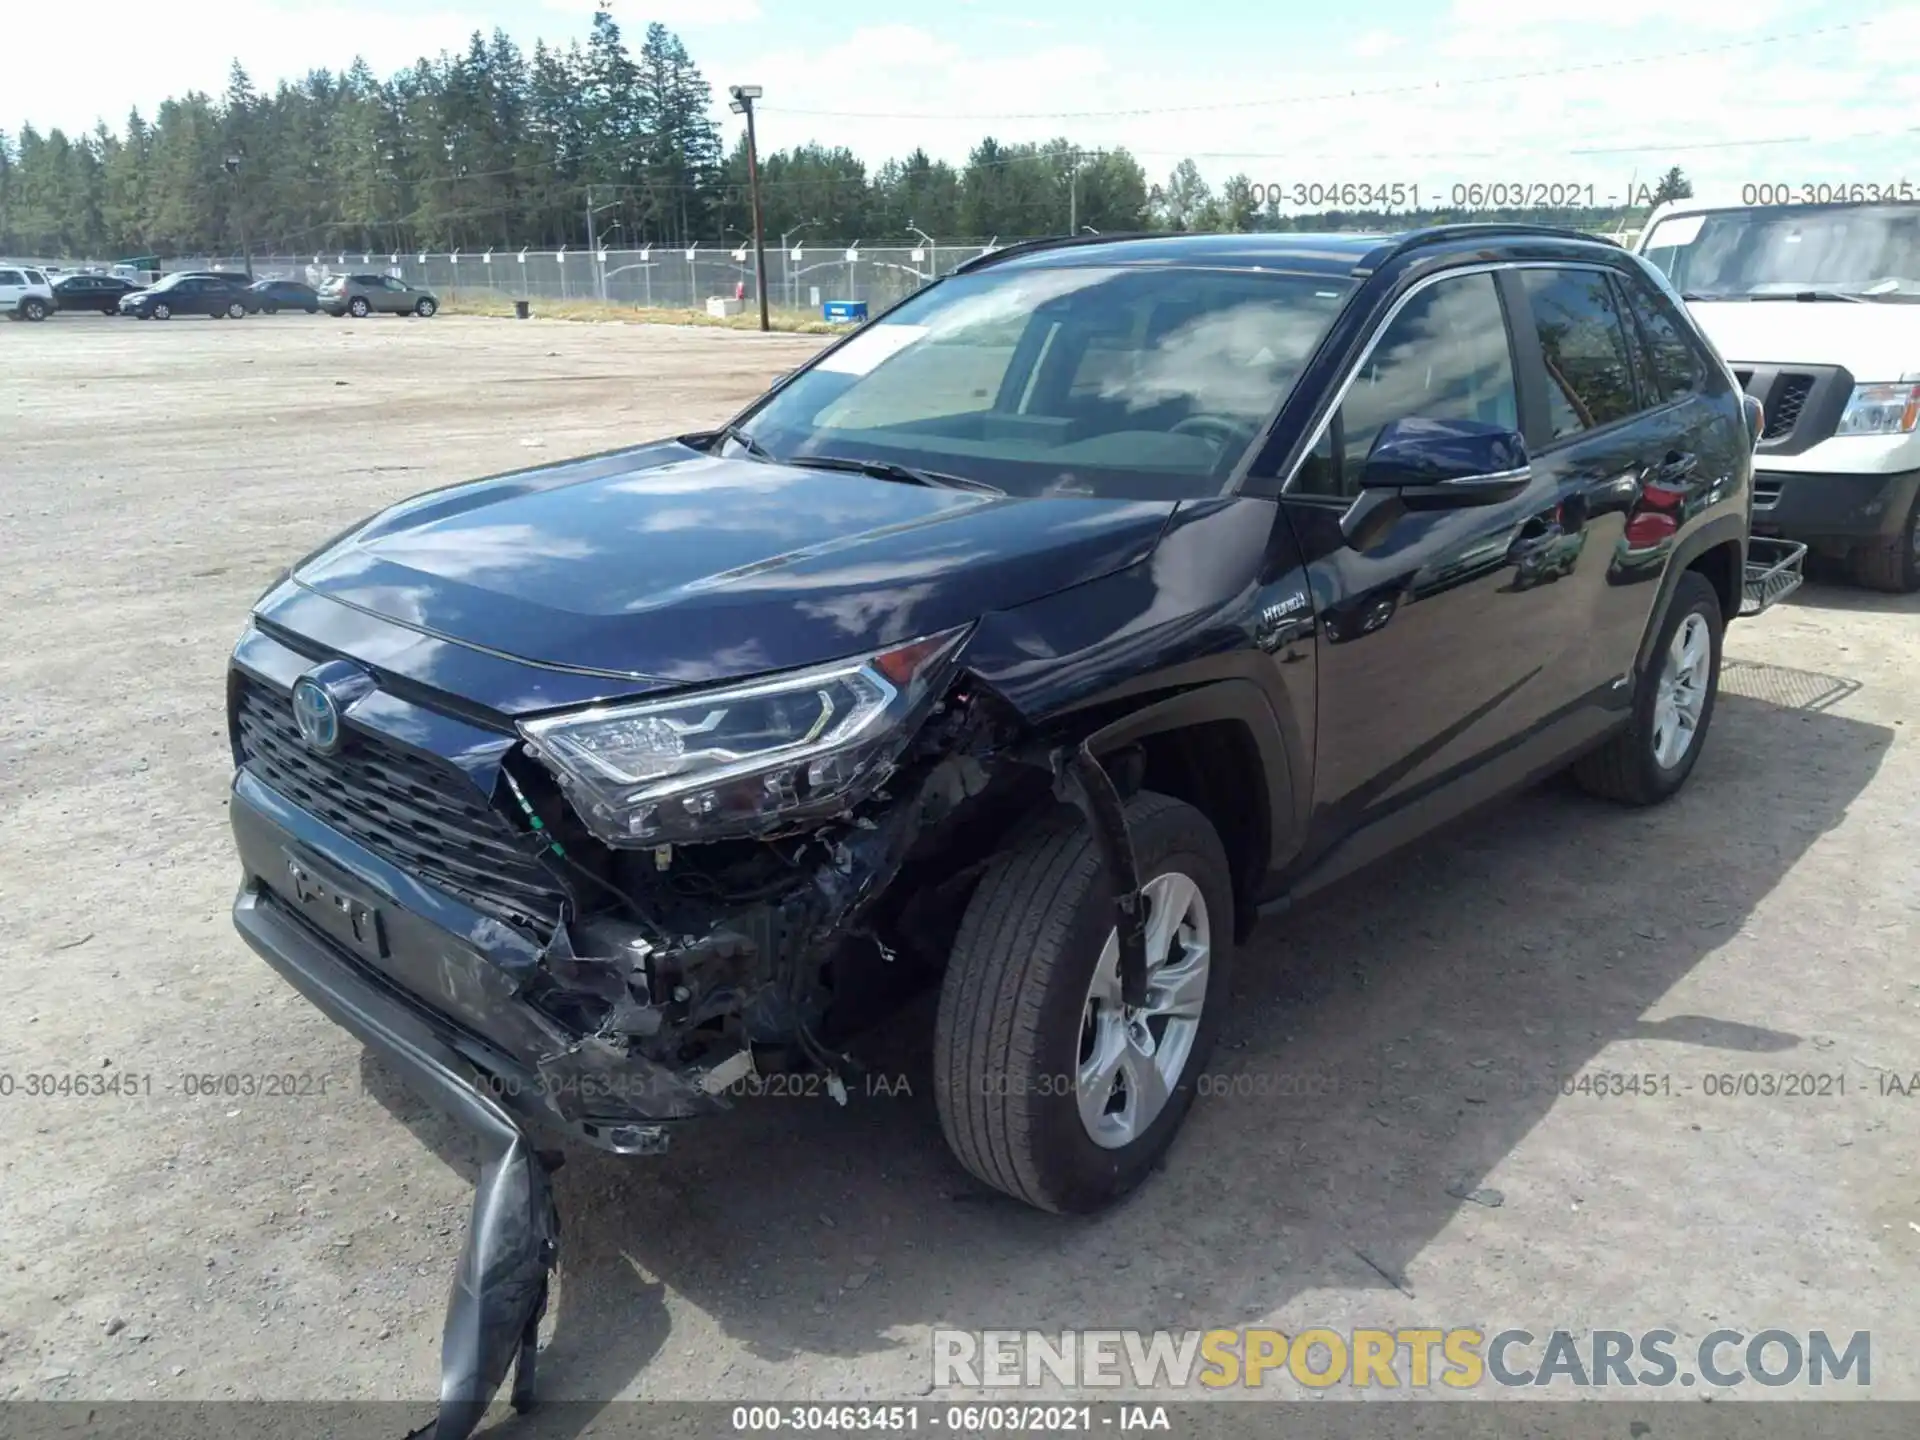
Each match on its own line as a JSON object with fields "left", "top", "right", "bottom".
{"left": 1685, "top": 299, "right": 1920, "bottom": 378}
{"left": 288, "top": 440, "right": 1176, "bottom": 686}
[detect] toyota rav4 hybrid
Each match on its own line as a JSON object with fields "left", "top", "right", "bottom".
{"left": 227, "top": 225, "right": 1781, "bottom": 1419}
{"left": 1638, "top": 195, "right": 1920, "bottom": 591}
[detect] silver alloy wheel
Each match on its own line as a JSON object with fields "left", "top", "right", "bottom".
{"left": 1076, "top": 871, "right": 1211, "bottom": 1149}
{"left": 1652, "top": 611, "right": 1711, "bottom": 769}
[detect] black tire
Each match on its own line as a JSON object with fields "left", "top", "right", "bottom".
{"left": 152, "top": 303, "right": 171, "bottom": 320}
{"left": 263, "top": 304, "right": 278, "bottom": 315}
{"left": 933, "top": 791, "right": 1235, "bottom": 1214}
{"left": 20, "top": 297, "right": 48, "bottom": 322}
{"left": 1572, "top": 570, "right": 1723, "bottom": 806}
{"left": 348, "top": 297, "right": 370, "bottom": 318}
{"left": 1845, "top": 493, "right": 1920, "bottom": 593}
{"left": 415, "top": 297, "right": 437, "bottom": 317}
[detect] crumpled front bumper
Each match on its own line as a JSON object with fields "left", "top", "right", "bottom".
{"left": 230, "top": 770, "right": 730, "bottom": 1153}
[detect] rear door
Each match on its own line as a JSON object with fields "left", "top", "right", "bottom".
{"left": 1508, "top": 264, "right": 1740, "bottom": 702}
{"left": 1279, "top": 266, "right": 1603, "bottom": 873}
{"left": 0, "top": 269, "right": 24, "bottom": 310}
{"left": 1500, "top": 264, "right": 1667, "bottom": 713}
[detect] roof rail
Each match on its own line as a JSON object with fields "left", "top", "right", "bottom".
{"left": 1358, "top": 222, "right": 1619, "bottom": 273}
{"left": 951, "top": 230, "right": 1161, "bottom": 275}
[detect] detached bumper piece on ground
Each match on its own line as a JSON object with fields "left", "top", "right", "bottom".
{"left": 233, "top": 886, "right": 558, "bottom": 1440}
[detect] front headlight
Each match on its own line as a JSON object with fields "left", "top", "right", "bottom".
{"left": 1835, "top": 381, "right": 1920, "bottom": 436}
{"left": 518, "top": 625, "right": 972, "bottom": 846}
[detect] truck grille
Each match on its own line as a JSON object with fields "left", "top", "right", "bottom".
{"left": 232, "top": 674, "right": 567, "bottom": 938}
{"left": 1763, "top": 375, "right": 1813, "bottom": 440}
{"left": 1733, "top": 364, "right": 1850, "bottom": 454}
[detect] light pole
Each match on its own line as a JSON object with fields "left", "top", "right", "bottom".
{"left": 223, "top": 148, "right": 252, "bottom": 279}
{"left": 906, "top": 223, "right": 937, "bottom": 285}
{"left": 728, "top": 84, "right": 770, "bottom": 332}
{"left": 586, "top": 188, "right": 620, "bottom": 300}
{"left": 780, "top": 221, "right": 818, "bottom": 309}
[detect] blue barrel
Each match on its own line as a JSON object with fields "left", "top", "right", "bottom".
{"left": 822, "top": 300, "right": 868, "bottom": 324}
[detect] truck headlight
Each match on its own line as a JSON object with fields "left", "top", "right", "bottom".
{"left": 518, "top": 625, "right": 971, "bottom": 846}
{"left": 1835, "top": 381, "right": 1920, "bottom": 436}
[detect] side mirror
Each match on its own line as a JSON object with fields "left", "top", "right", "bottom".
{"left": 1360, "top": 417, "right": 1530, "bottom": 498}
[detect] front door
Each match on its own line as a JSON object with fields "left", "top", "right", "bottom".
{"left": 1277, "top": 267, "right": 1606, "bottom": 879}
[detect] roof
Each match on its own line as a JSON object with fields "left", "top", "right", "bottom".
{"left": 957, "top": 224, "right": 1619, "bottom": 279}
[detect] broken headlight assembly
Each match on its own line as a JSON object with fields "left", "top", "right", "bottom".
{"left": 517, "top": 624, "right": 972, "bottom": 846}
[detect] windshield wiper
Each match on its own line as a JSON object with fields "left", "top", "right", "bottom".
{"left": 710, "top": 423, "right": 776, "bottom": 461}
{"left": 1681, "top": 290, "right": 1742, "bottom": 302}
{"left": 1748, "top": 289, "right": 1868, "bottom": 303}
{"left": 785, "top": 454, "right": 1004, "bottom": 495}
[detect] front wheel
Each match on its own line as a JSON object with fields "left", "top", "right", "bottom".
{"left": 1571, "top": 569, "right": 1723, "bottom": 806}
{"left": 415, "top": 298, "right": 437, "bottom": 317}
{"left": 1846, "top": 493, "right": 1920, "bottom": 593}
{"left": 152, "top": 303, "right": 171, "bottom": 320}
{"left": 933, "top": 792, "right": 1234, "bottom": 1214}
{"left": 348, "top": 297, "right": 370, "bottom": 318}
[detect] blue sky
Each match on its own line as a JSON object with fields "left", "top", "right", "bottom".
{"left": 18, "top": 0, "right": 1920, "bottom": 207}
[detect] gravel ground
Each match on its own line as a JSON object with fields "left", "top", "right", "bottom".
{"left": 2, "top": 313, "right": 1917, "bottom": 1410}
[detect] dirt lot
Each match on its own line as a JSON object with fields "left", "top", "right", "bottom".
{"left": 2, "top": 313, "right": 1918, "bottom": 1410}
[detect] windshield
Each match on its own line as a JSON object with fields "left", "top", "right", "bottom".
{"left": 1641, "top": 204, "right": 1920, "bottom": 300}
{"left": 734, "top": 264, "right": 1357, "bottom": 499}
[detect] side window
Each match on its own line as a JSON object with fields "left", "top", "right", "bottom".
{"left": 1618, "top": 272, "right": 1706, "bottom": 403}
{"left": 0, "top": 270, "right": 24, "bottom": 287}
{"left": 1291, "top": 271, "right": 1518, "bottom": 499}
{"left": 1518, "top": 268, "right": 1639, "bottom": 441}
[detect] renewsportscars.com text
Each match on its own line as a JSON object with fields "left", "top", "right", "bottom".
{"left": 932, "top": 1327, "right": 1871, "bottom": 1390}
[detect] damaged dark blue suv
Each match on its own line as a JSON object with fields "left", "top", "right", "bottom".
{"left": 228, "top": 225, "right": 1784, "bottom": 1426}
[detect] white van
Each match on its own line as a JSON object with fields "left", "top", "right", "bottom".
{"left": 1637, "top": 194, "right": 1920, "bottom": 591}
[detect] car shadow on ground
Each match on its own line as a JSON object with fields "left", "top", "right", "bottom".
{"left": 361, "top": 672, "right": 1892, "bottom": 1435}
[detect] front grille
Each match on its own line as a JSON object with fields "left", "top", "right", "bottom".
{"left": 1764, "top": 375, "right": 1814, "bottom": 440}
{"left": 233, "top": 674, "right": 567, "bottom": 937}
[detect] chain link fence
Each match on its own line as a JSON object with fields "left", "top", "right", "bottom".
{"left": 127, "top": 227, "right": 1645, "bottom": 313}
{"left": 159, "top": 243, "right": 996, "bottom": 314}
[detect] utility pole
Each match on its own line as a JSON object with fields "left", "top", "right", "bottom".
{"left": 585, "top": 187, "right": 598, "bottom": 296}
{"left": 729, "top": 84, "right": 770, "bottom": 332}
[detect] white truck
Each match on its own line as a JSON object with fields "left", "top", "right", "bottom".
{"left": 1637, "top": 193, "right": 1920, "bottom": 592}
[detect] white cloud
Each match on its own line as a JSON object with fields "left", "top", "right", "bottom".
{"left": 13, "top": 1, "right": 488, "bottom": 133}
{"left": 542, "top": 0, "right": 763, "bottom": 23}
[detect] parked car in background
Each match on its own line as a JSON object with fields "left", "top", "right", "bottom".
{"left": 120, "top": 271, "right": 258, "bottom": 320}
{"left": 250, "top": 278, "right": 321, "bottom": 314}
{"left": 1639, "top": 194, "right": 1920, "bottom": 592}
{"left": 1, "top": 265, "right": 56, "bottom": 320}
{"left": 52, "top": 272, "right": 147, "bottom": 314}
{"left": 320, "top": 273, "right": 439, "bottom": 318}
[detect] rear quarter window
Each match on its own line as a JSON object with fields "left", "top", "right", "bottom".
{"left": 1618, "top": 272, "right": 1714, "bottom": 403}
